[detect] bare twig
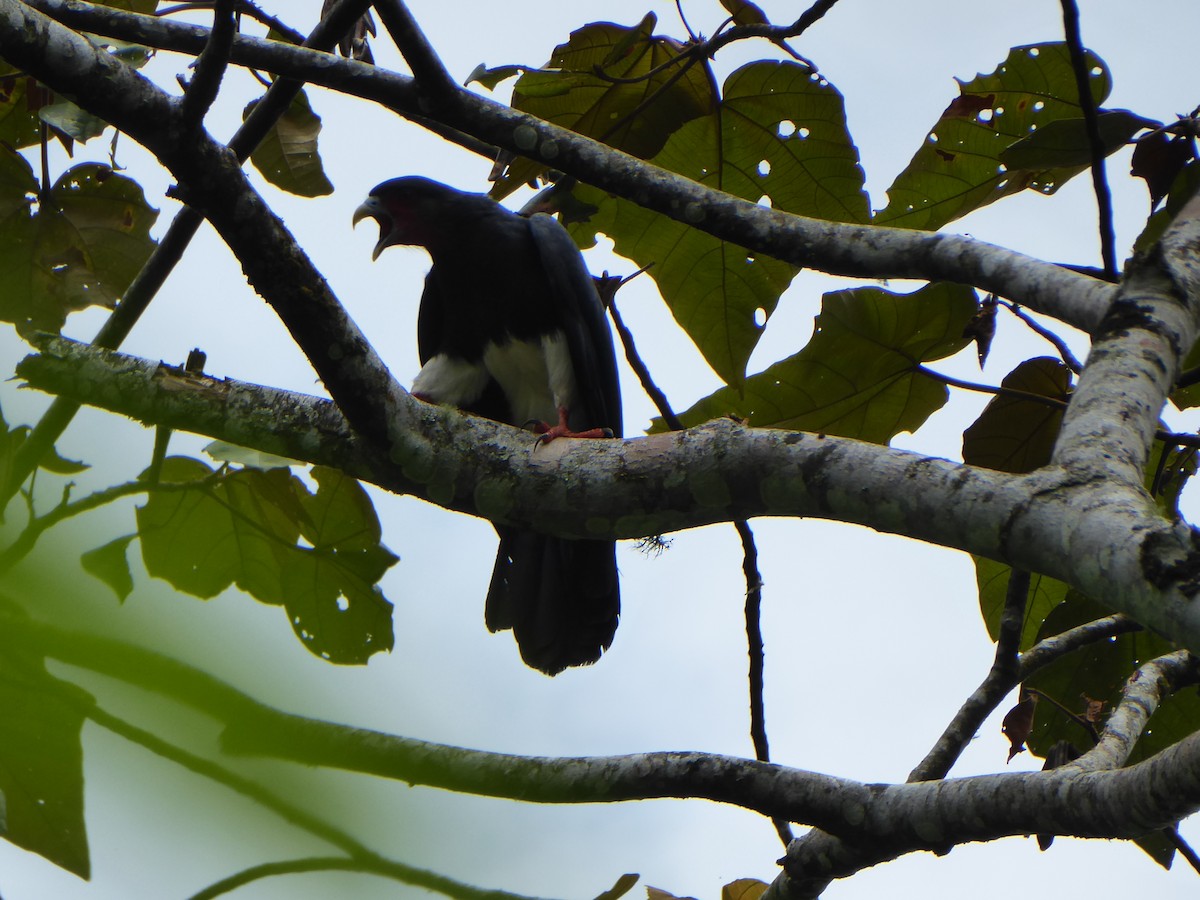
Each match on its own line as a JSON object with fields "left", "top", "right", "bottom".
{"left": 910, "top": 571, "right": 1027, "bottom": 785}
{"left": 157, "top": 1, "right": 304, "bottom": 44}
{"left": 1060, "top": 0, "right": 1118, "bottom": 280}
{"left": 605, "top": 280, "right": 788, "bottom": 844}
{"left": 997, "top": 299, "right": 1084, "bottom": 374}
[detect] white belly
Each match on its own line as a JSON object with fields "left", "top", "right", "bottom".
{"left": 483, "top": 331, "right": 576, "bottom": 425}
{"left": 411, "top": 354, "right": 490, "bottom": 405}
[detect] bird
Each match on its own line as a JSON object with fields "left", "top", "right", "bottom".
{"left": 353, "top": 177, "right": 622, "bottom": 675}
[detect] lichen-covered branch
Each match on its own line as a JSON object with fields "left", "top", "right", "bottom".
{"left": 17, "top": 335, "right": 1200, "bottom": 662}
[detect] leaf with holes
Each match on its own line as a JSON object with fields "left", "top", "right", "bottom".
{"left": 136, "top": 458, "right": 396, "bottom": 664}
{"left": 495, "top": 16, "right": 715, "bottom": 197}
{"left": 877, "top": 43, "right": 1112, "bottom": 229}
{"left": 657, "top": 283, "right": 974, "bottom": 441}
{"left": 1024, "top": 592, "right": 1198, "bottom": 869}
{"left": 575, "top": 61, "right": 868, "bottom": 387}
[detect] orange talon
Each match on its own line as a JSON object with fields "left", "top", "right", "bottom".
{"left": 536, "top": 407, "right": 614, "bottom": 443}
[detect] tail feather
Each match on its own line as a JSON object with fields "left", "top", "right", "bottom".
{"left": 485, "top": 527, "right": 620, "bottom": 675}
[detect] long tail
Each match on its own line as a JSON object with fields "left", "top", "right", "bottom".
{"left": 485, "top": 527, "right": 620, "bottom": 675}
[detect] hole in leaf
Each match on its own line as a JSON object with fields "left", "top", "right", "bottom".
{"left": 758, "top": 159, "right": 771, "bottom": 176}
{"left": 777, "top": 119, "right": 796, "bottom": 138}
{"left": 754, "top": 307, "right": 768, "bottom": 327}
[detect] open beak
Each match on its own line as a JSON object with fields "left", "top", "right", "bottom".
{"left": 352, "top": 197, "right": 390, "bottom": 261}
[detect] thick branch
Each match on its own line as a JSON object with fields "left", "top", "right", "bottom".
{"left": 17, "top": 336, "right": 1200, "bottom": 661}
{"left": 21, "top": 0, "right": 1116, "bottom": 332}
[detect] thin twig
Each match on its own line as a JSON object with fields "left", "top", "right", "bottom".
{"left": 916, "top": 364, "right": 1070, "bottom": 409}
{"left": 606, "top": 283, "right": 788, "bottom": 844}
{"left": 1060, "top": 0, "right": 1118, "bottom": 280}
{"left": 997, "top": 299, "right": 1083, "bottom": 373}
{"left": 909, "top": 570, "right": 1029, "bottom": 782}
{"left": 157, "top": 0, "right": 305, "bottom": 44}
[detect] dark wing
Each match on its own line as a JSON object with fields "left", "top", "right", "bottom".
{"left": 527, "top": 214, "right": 623, "bottom": 437}
{"left": 415, "top": 269, "right": 442, "bottom": 367}
{"left": 415, "top": 264, "right": 509, "bottom": 420}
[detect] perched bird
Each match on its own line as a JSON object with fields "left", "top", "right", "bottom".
{"left": 353, "top": 177, "right": 622, "bottom": 675}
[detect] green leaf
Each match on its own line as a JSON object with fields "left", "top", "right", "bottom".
{"left": 1136, "top": 160, "right": 1200, "bottom": 260}
{"left": 0, "top": 651, "right": 91, "bottom": 878}
{"left": 999, "top": 109, "right": 1156, "bottom": 171}
{"left": 877, "top": 43, "right": 1113, "bottom": 229}
{"left": 0, "top": 144, "right": 35, "bottom": 221}
{"left": 97, "top": 0, "right": 159, "bottom": 12}
{"left": 245, "top": 91, "right": 333, "bottom": 197}
{"left": 659, "top": 283, "right": 976, "bottom": 442}
{"left": 81, "top": 534, "right": 136, "bottom": 602}
{"left": 973, "top": 556, "right": 1069, "bottom": 648}
{"left": 961, "top": 357, "right": 1072, "bottom": 473}
{"left": 0, "top": 76, "right": 45, "bottom": 151}
{"left": 35, "top": 444, "right": 88, "bottom": 475}
{"left": 0, "top": 161, "right": 158, "bottom": 332}
{"left": 38, "top": 100, "right": 109, "bottom": 144}
{"left": 464, "top": 63, "right": 525, "bottom": 91}
{"left": 496, "top": 18, "right": 715, "bottom": 195}
{"left": 0, "top": 202, "right": 91, "bottom": 333}
{"left": 136, "top": 458, "right": 396, "bottom": 664}
{"left": 49, "top": 163, "right": 159, "bottom": 309}
{"left": 1026, "top": 594, "right": 1199, "bottom": 775}
{"left": 575, "top": 61, "right": 868, "bottom": 386}
{"left": 203, "top": 440, "right": 302, "bottom": 470}
{"left": 720, "top": 0, "right": 769, "bottom": 26}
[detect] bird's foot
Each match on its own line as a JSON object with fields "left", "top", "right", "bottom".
{"left": 532, "top": 407, "right": 614, "bottom": 443}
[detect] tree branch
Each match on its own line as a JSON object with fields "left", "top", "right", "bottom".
{"left": 770, "top": 651, "right": 1200, "bottom": 896}
{"left": 177, "top": 0, "right": 235, "bottom": 130}
{"left": 17, "top": 335, "right": 1200, "bottom": 664}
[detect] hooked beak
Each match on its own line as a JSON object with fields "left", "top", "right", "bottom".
{"left": 352, "top": 196, "right": 390, "bottom": 261}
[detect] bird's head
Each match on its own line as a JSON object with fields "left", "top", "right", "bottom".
{"left": 353, "top": 176, "right": 472, "bottom": 260}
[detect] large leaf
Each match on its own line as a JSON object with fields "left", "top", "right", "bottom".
{"left": 577, "top": 61, "right": 868, "bottom": 387}
{"left": 245, "top": 90, "right": 333, "bottom": 197}
{"left": 999, "top": 109, "right": 1156, "bottom": 171}
{"left": 0, "top": 76, "right": 45, "bottom": 150}
{"left": 136, "top": 458, "right": 396, "bottom": 664}
{"left": 1023, "top": 593, "right": 1199, "bottom": 868}
{"left": 876, "top": 43, "right": 1112, "bottom": 229}
{"left": 973, "top": 557, "right": 1070, "bottom": 649}
{"left": 0, "top": 649, "right": 90, "bottom": 878}
{"left": 659, "top": 282, "right": 976, "bottom": 441}
{"left": 0, "top": 156, "right": 159, "bottom": 332}
{"left": 961, "top": 357, "right": 1071, "bottom": 473}
{"left": 495, "top": 16, "right": 716, "bottom": 195}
